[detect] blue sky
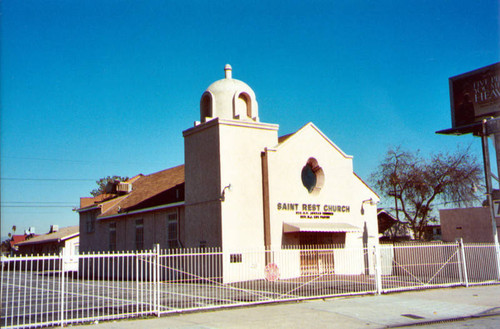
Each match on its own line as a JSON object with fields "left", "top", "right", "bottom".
{"left": 1, "top": 0, "right": 499, "bottom": 238}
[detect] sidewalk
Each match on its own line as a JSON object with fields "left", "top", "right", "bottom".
{"left": 83, "top": 284, "right": 500, "bottom": 329}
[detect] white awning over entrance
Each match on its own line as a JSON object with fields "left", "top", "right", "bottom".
{"left": 283, "top": 222, "right": 361, "bottom": 233}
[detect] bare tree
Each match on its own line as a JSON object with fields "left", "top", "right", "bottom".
{"left": 371, "top": 146, "right": 483, "bottom": 240}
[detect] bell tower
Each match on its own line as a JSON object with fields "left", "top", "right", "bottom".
{"left": 183, "top": 65, "right": 278, "bottom": 250}
{"left": 199, "top": 64, "right": 259, "bottom": 123}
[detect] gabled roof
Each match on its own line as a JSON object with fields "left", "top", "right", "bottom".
{"left": 79, "top": 165, "right": 185, "bottom": 218}
{"left": 275, "top": 122, "right": 351, "bottom": 159}
{"left": 276, "top": 122, "right": 379, "bottom": 199}
{"left": 354, "top": 172, "right": 380, "bottom": 200}
{"left": 16, "top": 226, "right": 79, "bottom": 246}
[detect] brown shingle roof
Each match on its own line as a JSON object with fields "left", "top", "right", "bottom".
{"left": 98, "top": 164, "right": 185, "bottom": 217}
{"left": 278, "top": 132, "right": 295, "bottom": 144}
{"left": 80, "top": 193, "right": 122, "bottom": 208}
{"left": 15, "top": 226, "right": 79, "bottom": 246}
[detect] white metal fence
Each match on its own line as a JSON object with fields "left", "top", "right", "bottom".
{"left": 1, "top": 242, "right": 499, "bottom": 329}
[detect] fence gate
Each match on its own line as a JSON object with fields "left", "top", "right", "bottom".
{"left": 380, "top": 243, "right": 464, "bottom": 292}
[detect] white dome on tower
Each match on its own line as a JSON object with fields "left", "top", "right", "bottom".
{"left": 200, "top": 64, "right": 259, "bottom": 123}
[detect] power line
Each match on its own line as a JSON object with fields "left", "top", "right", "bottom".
{"left": 1, "top": 211, "right": 72, "bottom": 214}
{"left": 2, "top": 156, "right": 94, "bottom": 164}
{"left": 1, "top": 201, "right": 78, "bottom": 208}
{"left": 1, "top": 205, "right": 76, "bottom": 208}
{"left": 2, "top": 156, "right": 167, "bottom": 166}
{"left": 1, "top": 201, "right": 73, "bottom": 204}
{"left": 1, "top": 178, "right": 95, "bottom": 182}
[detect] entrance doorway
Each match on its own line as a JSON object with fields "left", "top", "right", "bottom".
{"left": 299, "top": 232, "right": 345, "bottom": 276}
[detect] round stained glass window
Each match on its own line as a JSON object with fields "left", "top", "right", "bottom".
{"left": 301, "top": 164, "right": 317, "bottom": 193}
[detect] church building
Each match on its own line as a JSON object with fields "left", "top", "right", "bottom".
{"left": 77, "top": 65, "right": 380, "bottom": 281}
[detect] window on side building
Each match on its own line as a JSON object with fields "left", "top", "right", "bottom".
{"left": 85, "top": 212, "right": 95, "bottom": 233}
{"left": 109, "top": 222, "right": 116, "bottom": 251}
{"left": 167, "top": 213, "right": 178, "bottom": 249}
{"left": 135, "top": 219, "right": 144, "bottom": 250}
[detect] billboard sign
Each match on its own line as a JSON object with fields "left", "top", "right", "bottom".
{"left": 450, "top": 62, "right": 500, "bottom": 128}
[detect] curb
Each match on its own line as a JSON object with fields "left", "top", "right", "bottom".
{"left": 386, "top": 307, "right": 500, "bottom": 328}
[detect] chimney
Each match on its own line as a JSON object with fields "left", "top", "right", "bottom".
{"left": 50, "top": 225, "right": 59, "bottom": 233}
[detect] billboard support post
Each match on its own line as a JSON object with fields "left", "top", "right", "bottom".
{"left": 481, "top": 119, "right": 500, "bottom": 280}
{"left": 438, "top": 63, "right": 500, "bottom": 278}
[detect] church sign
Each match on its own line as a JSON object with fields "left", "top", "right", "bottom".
{"left": 450, "top": 62, "right": 500, "bottom": 128}
{"left": 277, "top": 202, "right": 351, "bottom": 220}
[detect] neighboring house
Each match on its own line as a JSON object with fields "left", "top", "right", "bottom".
{"left": 1, "top": 234, "right": 37, "bottom": 255}
{"left": 77, "top": 65, "right": 381, "bottom": 281}
{"left": 9, "top": 234, "right": 37, "bottom": 252}
{"left": 15, "top": 225, "right": 80, "bottom": 271}
{"left": 377, "top": 209, "right": 397, "bottom": 236}
{"left": 377, "top": 209, "right": 413, "bottom": 242}
{"left": 378, "top": 209, "right": 441, "bottom": 241}
{"left": 423, "top": 224, "right": 442, "bottom": 241}
{"left": 77, "top": 166, "right": 184, "bottom": 253}
{"left": 440, "top": 207, "right": 499, "bottom": 243}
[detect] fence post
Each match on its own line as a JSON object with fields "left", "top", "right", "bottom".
{"left": 154, "top": 244, "right": 160, "bottom": 317}
{"left": 373, "top": 244, "right": 382, "bottom": 295}
{"left": 458, "top": 239, "right": 469, "bottom": 287}
{"left": 136, "top": 251, "right": 139, "bottom": 312}
{"left": 60, "top": 252, "right": 66, "bottom": 327}
{"left": 457, "top": 242, "right": 464, "bottom": 284}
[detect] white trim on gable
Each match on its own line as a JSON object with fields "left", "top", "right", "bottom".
{"left": 272, "top": 122, "right": 352, "bottom": 159}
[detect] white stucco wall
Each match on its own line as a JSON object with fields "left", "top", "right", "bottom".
{"left": 218, "top": 120, "right": 279, "bottom": 251}
{"left": 265, "top": 123, "right": 380, "bottom": 275}
{"left": 217, "top": 120, "right": 278, "bottom": 282}
{"left": 184, "top": 118, "right": 279, "bottom": 252}
{"left": 183, "top": 121, "right": 223, "bottom": 247}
